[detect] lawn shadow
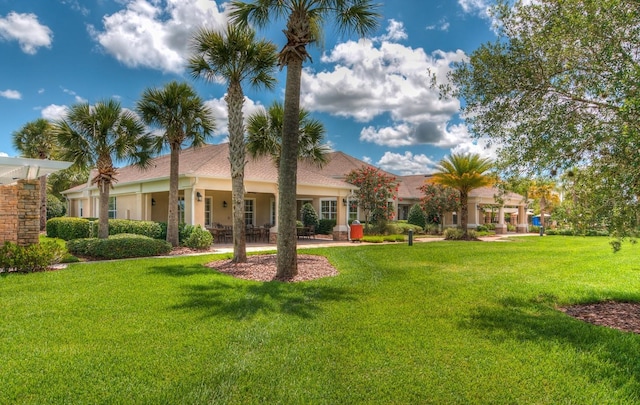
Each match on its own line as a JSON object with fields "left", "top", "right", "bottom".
{"left": 461, "top": 296, "right": 640, "bottom": 399}
{"left": 147, "top": 260, "right": 358, "bottom": 320}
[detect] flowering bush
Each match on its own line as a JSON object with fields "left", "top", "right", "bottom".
{"left": 345, "top": 166, "right": 398, "bottom": 232}
{"left": 420, "top": 183, "right": 460, "bottom": 228}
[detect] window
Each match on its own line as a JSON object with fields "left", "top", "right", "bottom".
{"left": 320, "top": 199, "right": 337, "bottom": 220}
{"left": 178, "top": 196, "right": 185, "bottom": 224}
{"left": 108, "top": 197, "right": 117, "bottom": 219}
{"left": 79, "top": 200, "right": 83, "bottom": 217}
{"left": 452, "top": 212, "right": 458, "bottom": 225}
{"left": 244, "top": 199, "right": 255, "bottom": 225}
{"left": 348, "top": 200, "right": 358, "bottom": 222}
{"left": 204, "top": 197, "right": 212, "bottom": 227}
{"left": 270, "top": 198, "right": 276, "bottom": 226}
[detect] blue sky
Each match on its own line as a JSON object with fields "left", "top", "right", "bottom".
{"left": 0, "top": 0, "right": 498, "bottom": 175}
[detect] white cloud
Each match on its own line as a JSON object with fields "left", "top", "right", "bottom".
{"left": 301, "top": 21, "right": 468, "bottom": 149}
{"left": 0, "top": 152, "right": 8, "bottom": 157}
{"left": 426, "top": 19, "right": 450, "bottom": 32}
{"left": 204, "top": 96, "right": 265, "bottom": 138}
{"left": 376, "top": 151, "right": 439, "bottom": 175}
{"left": 61, "top": 0, "right": 90, "bottom": 16}
{"left": 62, "top": 87, "right": 87, "bottom": 103}
{"left": 375, "top": 19, "right": 408, "bottom": 42}
{"left": 458, "top": 0, "right": 492, "bottom": 17}
{"left": 0, "top": 89, "right": 21, "bottom": 100}
{"left": 89, "top": 0, "right": 229, "bottom": 74}
{"left": 41, "top": 104, "right": 69, "bottom": 121}
{"left": 0, "top": 12, "right": 53, "bottom": 54}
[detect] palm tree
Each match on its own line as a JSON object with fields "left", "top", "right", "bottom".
{"left": 246, "top": 101, "right": 330, "bottom": 167}
{"left": 55, "top": 99, "right": 155, "bottom": 239}
{"left": 188, "top": 25, "right": 277, "bottom": 262}
{"left": 137, "top": 81, "right": 215, "bottom": 247}
{"left": 432, "top": 153, "right": 493, "bottom": 239}
{"left": 12, "top": 118, "right": 59, "bottom": 231}
{"left": 231, "top": 0, "right": 381, "bottom": 279}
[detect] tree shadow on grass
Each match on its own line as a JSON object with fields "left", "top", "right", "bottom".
{"left": 461, "top": 296, "right": 640, "bottom": 399}
{"left": 149, "top": 264, "right": 357, "bottom": 320}
{"left": 174, "top": 280, "right": 357, "bottom": 320}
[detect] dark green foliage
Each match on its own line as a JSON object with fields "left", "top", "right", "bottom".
{"left": 184, "top": 225, "right": 213, "bottom": 249}
{"left": 443, "top": 228, "right": 478, "bottom": 240}
{"left": 67, "top": 234, "right": 171, "bottom": 260}
{"left": 0, "top": 241, "right": 64, "bottom": 273}
{"left": 46, "top": 217, "right": 92, "bottom": 240}
{"left": 301, "top": 203, "right": 319, "bottom": 228}
{"left": 476, "top": 225, "right": 488, "bottom": 232}
{"left": 407, "top": 204, "right": 427, "bottom": 229}
{"left": 46, "top": 194, "right": 66, "bottom": 220}
{"left": 317, "top": 219, "right": 336, "bottom": 235}
{"left": 90, "top": 219, "right": 163, "bottom": 239}
{"left": 158, "top": 222, "right": 192, "bottom": 243}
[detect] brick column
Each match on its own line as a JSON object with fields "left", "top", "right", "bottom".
{"left": 0, "top": 184, "right": 18, "bottom": 244}
{"left": 17, "top": 180, "right": 40, "bottom": 246}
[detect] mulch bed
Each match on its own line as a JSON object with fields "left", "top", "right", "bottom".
{"left": 560, "top": 301, "right": 640, "bottom": 334}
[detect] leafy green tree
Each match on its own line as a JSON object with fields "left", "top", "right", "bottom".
{"left": 345, "top": 166, "right": 398, "bottom": 233}
{"left": 189, "top": 24, "right": 277, "bottom": 262}
{"left": 137, "top": 81, "right": 215, "bottom": 247}
{"left": 432, "top": 153, "right": 493, "bottom": 239}
{"left": 407, "top": 204, "right": 426, "bottom": 230}
{"left": 12, "top": 118, "right": 59, "bottom": 231}
{"left": 445, "top": 0, "right": 640, "bottom": 238}
{"left": 46, "top": 194, "right": 66, "bottom": 220}
{"left": 528, "top": 180, "right": 560, "bottom": 231}
{"left": 301, "top": 202, "right": 319, "bottom": 228}
{"left": 55, "top": 99, "right": 155, "bottom": 239}
{"left": 246, "top": 101, "right": 330, "bottom": 167}
{"left": 419, "top": 183, "right": 460, "bottom": 231}
{"left": 231, "top": 0, "right": 381, "bottom": 279}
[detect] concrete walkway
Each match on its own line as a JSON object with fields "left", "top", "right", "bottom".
{"left": 207, "top": 233, "right": 530, "bottom": 255}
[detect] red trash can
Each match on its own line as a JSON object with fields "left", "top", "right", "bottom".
{"left": 350, "top": 220, "right": 363, "bottom": 242}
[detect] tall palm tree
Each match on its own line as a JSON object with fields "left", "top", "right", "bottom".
{"left": 231, "top": 0, "right": 381, "bottom": 279}
{"left": 137, "top": 81, "right": 215, "bottom": 247}
{"left": 432, "top": 153, "right": 493, "bottom": 239}
{"left": 55, "top": 99, "right": 155, "bottom": 239}
{"left": 188, "top": 25, "right": 277, "bottom": 263}
{"left": 246, "top": 101, "right": 330, "bottom": 167}
{"left": 12, "top": 118, "right": 59, "bottom": 231}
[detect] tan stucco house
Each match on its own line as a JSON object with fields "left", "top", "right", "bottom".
{"left": 62, "top": 143, "right": 528, "bottom": 239}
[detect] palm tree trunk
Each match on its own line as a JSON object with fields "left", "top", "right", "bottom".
{"left": 276, "top": 57, "right": 303, "bottom": 279}
{"left": 460, "top": 191, "right": 469, "bottom": 237}
{"left": 227, "top": 83, "right": 247, "bottom": 263}
{"left": 98, "top": 181, "right": 110, "bottom": 239}
{"left": 167, "top": 144, "right": 180, "bottom": 247}
{"left": 39, "top": 174, "right": 47, "bottom": 231}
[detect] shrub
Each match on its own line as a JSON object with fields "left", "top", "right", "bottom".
{"left": 476, "top": 225, "right": 488, "bottom": 232}
{"left": 383, "top": 234, "right": 405, "bottom": 242}
{"left": 46, "top": 194, "right": 66, "bottom": 220}
{"left": 318, "top": 219, "right": 336, "bottom": 235}
{"left": 529, "top": 225, "right": 540, "bottom": 234}
{"left": 47, "top": 217, "right": 92, "bottom": 240}
{"left": 184, "top": 225, "right": 213, "bottom": 250}
{"left": 407, "top": 204, "right": 427, "bottom": 229}
{"left": 0, "top": 241, "right": 64, "bottom": 273}
{"left": 301, "top": 203, "right": 319, "bottom": 228}
{"left": 67, "top": 234, "right": 171, "bottom": 260}
{"left": 389, "top": 222, "right": 423, "bottom": 235}
{"left": 443, "top": 228, "right": 478, "bottom": 240}
{"left": 362, "top": 235, "right": 384, "bottom": 243}
{"left": 90, "top": 219, "right": 163, "bottom": 239}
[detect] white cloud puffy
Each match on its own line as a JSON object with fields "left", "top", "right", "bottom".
{"left": 375, "top": 19, "right": 408, "bottom": 42}
{"left": 41, "top": 104, "right": 69, "bottom": 121}
{"left": 204, "top": 96, "right": 265, "bottom": 138}
{"left": 0, "top": 89, "right": 21, "bottom": 100}
{"left": 457, "top": 0, "right": 492, "bottom": 17}
{"left": 0, "top": 12, "right": 53, "bottom": 54}
{"left": 0, "top": 152, "right": 8, "bottom": 157}
{"left": 301, "top": 19, "right": 468, "bottom": 150}
{"left": 376, "top": 151, "right": 439, "bottom": 175}
{"left": 89, "top": 0, "right": 228, "bottom": 73}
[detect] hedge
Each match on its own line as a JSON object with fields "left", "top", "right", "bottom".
{"left": 67, "top": 234, "right": 172, "bottom": 260}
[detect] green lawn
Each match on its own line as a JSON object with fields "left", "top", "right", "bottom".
{"left": 2, "top": 237, "right": 640, "bottom": 404}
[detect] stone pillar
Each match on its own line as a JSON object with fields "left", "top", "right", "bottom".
{"left": 516, "top": 204, "right": 528, "bottom": 233}
{"left": 495, "top": 206, "right": 506, "bottom": 234}
{"left": 17, "top": 180, "right": 40, "bottom": 246}
{"left": 0, "top": 184, "right": 19, "bottom": 244}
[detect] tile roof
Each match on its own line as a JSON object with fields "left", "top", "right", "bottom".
{"left": 64, "top": 142, "right": 355, "bottom": 192}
